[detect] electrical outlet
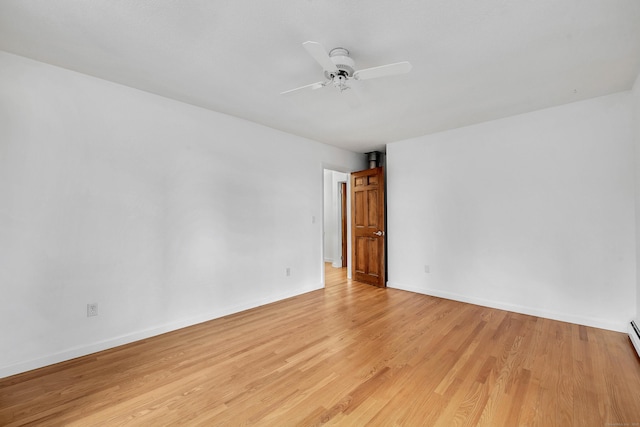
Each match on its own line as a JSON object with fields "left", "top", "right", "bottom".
{"left": 286, "top": 267, "right": 291, "bottom": 277}
{"left": 424, "top": 265, "right": 430, "bottom": 274}
{"left": 87, "top": 303, "right": 98, "bottom": 317}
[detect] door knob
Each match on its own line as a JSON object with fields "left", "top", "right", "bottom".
{"left": 373, "top": 231, "right": 384, "bottom": 236}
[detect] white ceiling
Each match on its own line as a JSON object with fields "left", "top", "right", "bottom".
{"left": 1, "top": 1, "right": 639, "bottom": 153}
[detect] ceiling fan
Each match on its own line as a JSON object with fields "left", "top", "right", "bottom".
{"left": 281, "top": 41, "right": 412, "bottom": 95}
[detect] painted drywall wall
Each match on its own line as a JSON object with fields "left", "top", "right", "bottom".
{"left": 387, "top": 92, "right": 636, "bottom": 332}
{"left": 0, "top": 51, "right": 365, "bottom": 378}
{"left": 634, "top": 73, "right": 640, "bottom": 323}
{"left": 323, "top": 170, "right": 334, "bottom": 263}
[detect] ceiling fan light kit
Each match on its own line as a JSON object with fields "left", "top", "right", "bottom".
{"left": 281, "top": 41, "right": 412, "bottom": 95}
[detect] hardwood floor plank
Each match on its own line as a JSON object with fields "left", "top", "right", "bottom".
{"left": 1, "top": 263, "right": 640, "bottom": 426}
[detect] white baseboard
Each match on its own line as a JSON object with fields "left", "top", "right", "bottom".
{"left": 387, "top": 281, "right": 627, "bottom": 333}
{"left": 0, "top": 283, "right": 322, "bottom": 380}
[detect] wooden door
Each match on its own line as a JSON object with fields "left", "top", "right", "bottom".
{"left": 351, "top": 167, "right": 385, "bottom": 287}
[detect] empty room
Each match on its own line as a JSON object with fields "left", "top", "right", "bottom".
{"left": 1, "top": 1, "right": 640, "bottom": 425}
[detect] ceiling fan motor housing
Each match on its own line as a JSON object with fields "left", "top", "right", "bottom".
{"left": 325, "top": 47, "right": 355, "bottom": 79}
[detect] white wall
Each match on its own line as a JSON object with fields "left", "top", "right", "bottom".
{"left": 387, "top": 92, "right": 636, "bottom": 332}
{"left": 323, "top": 170, "right": 334, "bottom": 262}
{"left": 634, "top": 73, "right": 640, "bottom": 323}
{"left": 0, "top": 51, "right": 365, "bottom": 378}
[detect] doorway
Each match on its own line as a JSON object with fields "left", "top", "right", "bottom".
{"left": 323, "top": 169, "right": 349, "bottom": 283}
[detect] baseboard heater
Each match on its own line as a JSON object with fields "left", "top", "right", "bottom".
{"left": 629, "top": 320, "right": 640, "bottom": 358}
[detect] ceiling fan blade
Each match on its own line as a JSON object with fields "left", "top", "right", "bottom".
{"left": 280, "top": 81, "right": 325, "bottom": 95}
{"left": 353, "top": 61, "right": 412, "bottom": 81}
{"left": 303, "top": 41, "right": 338, "bottom": 73}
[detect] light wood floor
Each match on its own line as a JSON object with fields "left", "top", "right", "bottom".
{"left": 2, "top": 264, "right": 640, "bottom": 426}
